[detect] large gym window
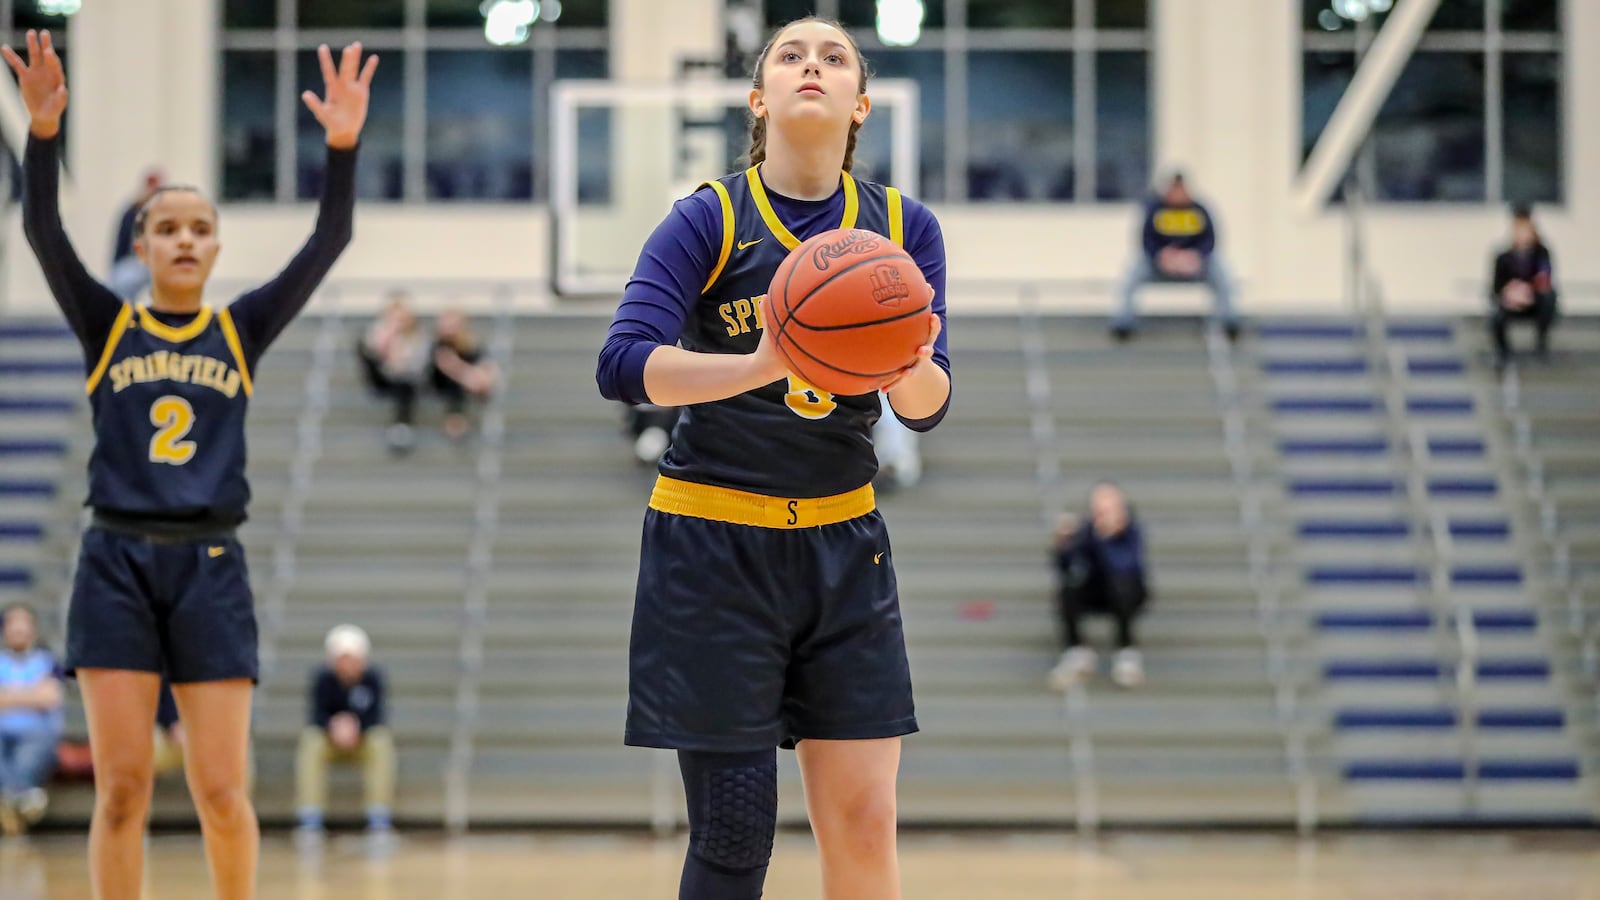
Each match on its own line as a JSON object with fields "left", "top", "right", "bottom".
{"left": 760, "top": 0, "right": 1151, "bottom": 202}
{"left": 220, "top": 0, "right": 610, "bottom": 202}
{"left": 1301, "top": 0, "right": 1564, "bottom": 204}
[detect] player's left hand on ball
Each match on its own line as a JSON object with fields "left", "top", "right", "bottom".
{"left": 881, "top": 312, "right": 940, "bottom": 393}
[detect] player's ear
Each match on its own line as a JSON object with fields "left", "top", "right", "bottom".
{"left": 853, "top": 92, "right": 870, "bottom": 126}
{"left": 133, "top": 236, "right": 148, "bottom": 266}
{"left": 748, "top": 87, "right": 766, "bottom": 121}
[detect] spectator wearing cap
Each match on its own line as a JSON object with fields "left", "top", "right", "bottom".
{"left": 295, "top": 625, "right": 395, "bottom": 836}
{"left": 1113, "top": 170, "right": 1240, "bottom": 341}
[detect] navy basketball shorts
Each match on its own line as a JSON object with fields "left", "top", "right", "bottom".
{"left": 625, "top": 476, "right": 918, "bottom": 751}
{"left": 65, "top": 526, "right": 259, "bottom": 683}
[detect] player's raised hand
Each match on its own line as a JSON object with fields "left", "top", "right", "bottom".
{"left": 1, "top": 30, "right": 68, "bottom": 138}
{"left": 302, "top": 42, "right": 378, "bottom": 150}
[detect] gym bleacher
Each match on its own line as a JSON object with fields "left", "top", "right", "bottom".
{"left": 4, "top": 304, "right": 1596, "bottom": 830}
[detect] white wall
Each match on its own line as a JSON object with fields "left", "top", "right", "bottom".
{"left": 4, "top": 0, "right": 1595, "bottom": 316}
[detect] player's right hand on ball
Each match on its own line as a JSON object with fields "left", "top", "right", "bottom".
{"left": 2, "top": 30, "right": 67, "bottom": 137}
{"left": 750, "top": 319, "right": 795, "bottom": 386}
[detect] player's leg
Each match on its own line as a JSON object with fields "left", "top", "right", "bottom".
{"left": 78, "top": 668, "right": 161, "bottom": 900}
{"left": 786, "top": 511, "right": 917, "bottom": 898}
{"left": 676, "top": 748, "right": 778, "bottom": 900}
{"left": 171, "top": 679, "right": 258, "bottom": 900}
{"left": 67, "top": 529, "right": 168, "bottom": 899}
{"left": 796, "top": 737, "right": 903, "bottom": 900}
{"left": 163, "top": 536, "right": 261, "bottom": 897}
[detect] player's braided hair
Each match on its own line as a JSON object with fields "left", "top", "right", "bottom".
{"left": 745, "top": 16, "right": 871, "bottom": 173}
{"left": 133, "top": 185, "right": 213, "bottom": 236}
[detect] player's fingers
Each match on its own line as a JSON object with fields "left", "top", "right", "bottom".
{"left": 358, "top": 53, "right": 379, "bottom": 87}
{"left": 317, "top": 44, "right": 337, "bottom": 88}
{"left": 2, "top": 46, "right": 26, "bottom": 78}
{"left": 25, "top": 29, "right": 38, "bottom": 63}
{"left": 38, "top": 29, "right": 52, "bottom": 57}
{"left": 339, "top": 42, "right": 361, "bottom": 82}
{"left": 301, "top": 91, "right": 326, "bottom": 121}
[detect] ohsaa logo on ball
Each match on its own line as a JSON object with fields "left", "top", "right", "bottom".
{"left": 810, "top": 229, "right": 883, "bottom": 271}
{"left": 869, "top": 265, "right": 912, "bottom": 306}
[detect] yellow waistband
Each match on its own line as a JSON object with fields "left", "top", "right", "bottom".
{"left": 648, "top": 476, "right": 875, "bottom": 529}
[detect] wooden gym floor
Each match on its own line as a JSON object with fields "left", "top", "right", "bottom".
{"left": 2, "top": 829, "right": 1599, "bottom": 898}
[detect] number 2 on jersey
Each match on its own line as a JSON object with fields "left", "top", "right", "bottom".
{"left": 784, "top": 375, "right": 837, "bottom": 420}
{"left": 148, "top": 396, "right": 197, "bottom": 465}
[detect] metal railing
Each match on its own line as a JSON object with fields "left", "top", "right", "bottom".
{"left": 1017, "top": 284, "right": 1099, "bottom": 835}
{"left": 255, "top": 289, "right": 344, "bottom": 682}
{"left": 444, "top": 286, "right": 517, "bottom": 832}
{"left": 1204, "top": 323, "right": 1317, "bottom": 832}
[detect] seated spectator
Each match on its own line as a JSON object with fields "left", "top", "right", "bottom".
{"left": 296, "top": 625, "right": 395, "bottom": 837}
{"left": 1047, "top": 483, "right": 1149, "bottom": 691}
{"left": 873, "top": 392, "right": 922, "bottom": 492}
{"left": 1113, "top": 171, "right": 1239, "bottom": 341}
{"left": 1489, "top": 204, "right": 1558, "bottom": 371}
{"left": 0, "top": 604, "right": 62, "bottom": 836}
{"left": 624, "top": 403, "right": 680, "bottom": 466}
{"left": 151, "top": 678, "right": 184, "bottom": 777}
{"left": 108, "top": 167, "right": 164, "bottom": 300}
{"left": 429, "top": 309, "right": 500, "bottom": 442}
{"left": 358, "top": 293, "right": 431, "bottom": 454}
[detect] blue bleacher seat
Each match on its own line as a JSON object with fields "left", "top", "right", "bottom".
{"left": 1272, "top": 397, "right": 1379, "bottom": 414}
{"left": 1280, "top": 437, "right": 1388, "bottom": 455}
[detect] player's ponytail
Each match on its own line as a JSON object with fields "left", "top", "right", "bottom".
{"left": 745, "top": 16, "right": 871, "bottom": 172}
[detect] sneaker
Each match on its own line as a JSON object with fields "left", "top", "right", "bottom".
{"left": 1223, "top": 321, "right": 1242, "bottom": 343}
{"left": 1112, "top": 648, "right": 1145, "bottom": 688}
{"left": 634, "top": 426, "right": 669, "bottom": 465}
{"left": 14, "top": 789, "right": 46, "bottom": 825}
{"left": 1048, "top": 646, "right": 1098, "bottom": 692}
{"left": 1110, "top": 325, "right": 1134, "bottom": 344}
{"left": 384, "top": 423, "right": 416, "bottom": 455}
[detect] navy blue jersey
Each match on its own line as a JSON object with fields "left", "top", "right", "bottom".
{"left": 599, "top": 167, "right": 950, "bottom": 499}
{"left": 84, "top": 304, "right": 254, "bottom": 522}
{"left": 23, "top": 134, "right": 356, "bottom": 528}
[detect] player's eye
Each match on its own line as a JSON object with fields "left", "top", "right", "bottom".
{"left": 826, "top": 53, "right": 844, "bottom": 64}
{"left": 780, "top": 51, "right": 800, "bottom": 62}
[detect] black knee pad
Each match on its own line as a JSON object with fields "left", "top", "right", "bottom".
{"left": 679, "top": 749, "right": 778, "bottom": 872}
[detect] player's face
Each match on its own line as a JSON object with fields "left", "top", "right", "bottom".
{"left": 754, "top": 21, "right": 869, "bottom": 136}
{"left": 136, "top": 190, "right": 221, "bottom": 293}
{"left": 2, "top": 609, "right": 35, "bottom": 651}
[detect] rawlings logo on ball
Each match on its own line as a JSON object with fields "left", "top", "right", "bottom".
{"left": 810, "top": 230, "right": 882, "bottom": 271}
{"left": 868, "top": 265, "right": 911, "bottom": 306}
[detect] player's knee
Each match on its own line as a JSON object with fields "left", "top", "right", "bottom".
{"left": 682, "top": 751, "right": 778, "bottom": 872}
{"left": 95, "top": 769, "right": 153, "bottom": 830}
{"left": 192, "top": 781, "right": 253, "bottom": 828}
{"left": 821, "top": 788, "right": 897, "bottom": 857}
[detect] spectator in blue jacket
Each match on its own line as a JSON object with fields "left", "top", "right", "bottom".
{"left": 1048, "top": 484, "right": 1149, "bottom": 690}
{"left": 0, "top": 604, "right": 63, "bottom": 835}
{"left": 1113, "top": 171, "right": 1239, "bottom": 341}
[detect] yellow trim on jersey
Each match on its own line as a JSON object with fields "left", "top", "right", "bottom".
{"left": 701, "top": 180, "right": 736, "bottom": 294}
{"left": 886, "top": 187, "right": 904, "bottom": 247}
{"left": 136, "top": 304, "right": 213, "bottom": 343}
{"left": 648, "top": 475, "right": 875, "bottom": 529}
{"left": 216, "top": 308, "right": 254, "bottom": 397}
{"left": 745, "top": 167, "right": 861, "bottom": 251}
{"left": 84, "top": 303, "right": 134, "bottom": 395}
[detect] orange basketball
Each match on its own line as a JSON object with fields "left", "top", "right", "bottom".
{"left": 765, "top": 228, "right": 933, "bottom": 396}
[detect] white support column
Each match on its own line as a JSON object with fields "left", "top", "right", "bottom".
{"left": 67, "top": 0, "right": 219, "bottom": 280}
{"left": 1293, "top": 0, "right": 1441, "bottom": 213}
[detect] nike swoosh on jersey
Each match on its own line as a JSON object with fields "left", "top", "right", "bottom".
{"left": 737, "top": 238, "right": 763, "bottom": 250}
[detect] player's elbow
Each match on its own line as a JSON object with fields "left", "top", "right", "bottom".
{"left": 596, "top": 334, "right": 656, "bottom": 405}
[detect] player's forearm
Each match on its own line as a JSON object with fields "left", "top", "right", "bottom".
{"left": 642, "top": 344, "right": 785, "bottom": 407}
{"left": 886, "top": 362, "right": 950, "bottom": 421}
